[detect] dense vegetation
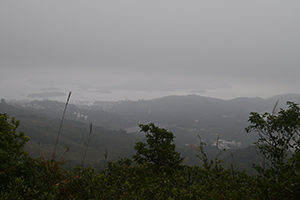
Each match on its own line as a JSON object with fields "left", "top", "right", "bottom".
{"left": 1, "top": 101, "right": 300, "bottom": 199}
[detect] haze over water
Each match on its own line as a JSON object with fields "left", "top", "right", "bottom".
{"left": 1, "top": 1, "right": 300, "bottom": 102}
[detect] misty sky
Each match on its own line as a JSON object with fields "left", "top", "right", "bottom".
{"left": 1, "top": 1, "right": 300, "bottom": 102}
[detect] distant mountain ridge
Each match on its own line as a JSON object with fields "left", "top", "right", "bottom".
{"left": 4, "top": 93, "right": 300, "bottom": 148}
{"left": 0, "top": 101, "right": 139, "bottom": 169}
{"left": 2, "top": 93, "right": 300, "bottom": 170}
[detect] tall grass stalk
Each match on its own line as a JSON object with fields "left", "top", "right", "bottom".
{"left": 229, "top": 150, "right": 238, "bottom": 172}
{"left": 52, "top": 91, "right": 71, "bottom": 161}
{"left": 81, "top": 123, "right": 93, "bottom": 167}
{"left": 104, "top": 149, "right": 108, "bottom": 160}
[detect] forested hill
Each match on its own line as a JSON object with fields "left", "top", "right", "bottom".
{"left": 0, "top": 102, "right": 139, "bottom": 169}
{"left": 2, "top": 93, "right": 300, "bottom": 169}
{"left": 4, "top": 93, "right": 300, "bottom": 149}
{"left": 95, "top": 94, "right": 300, "bottom": 148}
{"left": 6, "top": 99, "right": 136, "bottom": 130}
{"left": 2, "top": 95, "right": 300, "bottom": 198}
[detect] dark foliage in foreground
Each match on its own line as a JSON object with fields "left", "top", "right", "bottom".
{"left": 1, "top": 102, "right": 300, "bottom": 199}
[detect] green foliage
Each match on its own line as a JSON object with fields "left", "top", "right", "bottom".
{"left": 0, "top": 116, "right": 254, "bottom": 199}
{"left": 0, "top": 113, "right": 30, "bottom": 190}
{"left": 56, "top": 158, "right": 253, "bottom": 199}
{"left": 15, "top": 114, "right": 138, "bottom": 168}
{"left": 246, "top": 101, "right": 300, "bottom": 199}
{"left": 4, "top": 106, "right": 300, "bottom": 199}
{"left": 0, "top": 113, "right": 65, "bottom": 199}
{"left": 1, "top": 157, "right": 66, "bottom": 199}
{"left": 0, "top": 113, "right": 30, "bottom": 166}
{"left": 133, "top": 123, "right": 183, "bottom": 172}
{"left": 246, "top": 101, "right": 300, "bottom": 167}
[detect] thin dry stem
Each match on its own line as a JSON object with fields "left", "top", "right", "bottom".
{"left": 52, "top": 91, "right": 71, "bottom": 161}
{"left": 81, "top": 123, "right": 93, "bottom": 167}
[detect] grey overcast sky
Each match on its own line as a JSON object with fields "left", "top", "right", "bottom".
{"left": 1, "top": 1, "right": 300, "bottom": 101}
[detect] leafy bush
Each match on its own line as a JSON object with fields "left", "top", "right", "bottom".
{"left": 246, "top": 101, "right": 300, "bottom": 199}
{"left": 0, "top": 113, "right": 30, "bottom": 191}
{"left": 133, "top": 123, "right": 183, "bottom": 173}
{"left": 3, "top": 102, "right": 300, "bottom": 199}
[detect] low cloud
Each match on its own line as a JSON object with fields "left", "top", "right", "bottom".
{"left": 77, "top": 85, "right": 112, "bottom": 94}
{"left": 27, "top": 91, "right": 66, "bottom": 98}
{"left": 106, "top": 80, "right": 175, "bottom": 91}
{"left": 94, "top": 89, "right": 112, "bottom": 94}
{"left": 190, "top": 89, "right": 207, "bottom": 94}
{"left": 78, "top": 85, "right": 102, "bottom": 91}
{"left": 78, "top": 80, "right": 231, "bottom": 94}
{"left": 28, "top": 79, "right": 59, "bottom": 85}
{"left": 41, "top": 87, "right": 61, "bottom": 91}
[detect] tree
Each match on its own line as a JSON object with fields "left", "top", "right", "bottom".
{"left": 0, "top": 113, "right": 30, "bottom": 171}
{"left": 245, "top": 101, "right": 300, "bottom": 168}
{"left": 133, "top": 123, "right": 183, "bottom": 171}
{"left": 0, "top": 113, "right": 69, "bottom": 199}
{"left": 245, "top": 102, "right": 300, "bottom": 199}
{"left": 0, "top": 113, "right": 30, "bottom": 190}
